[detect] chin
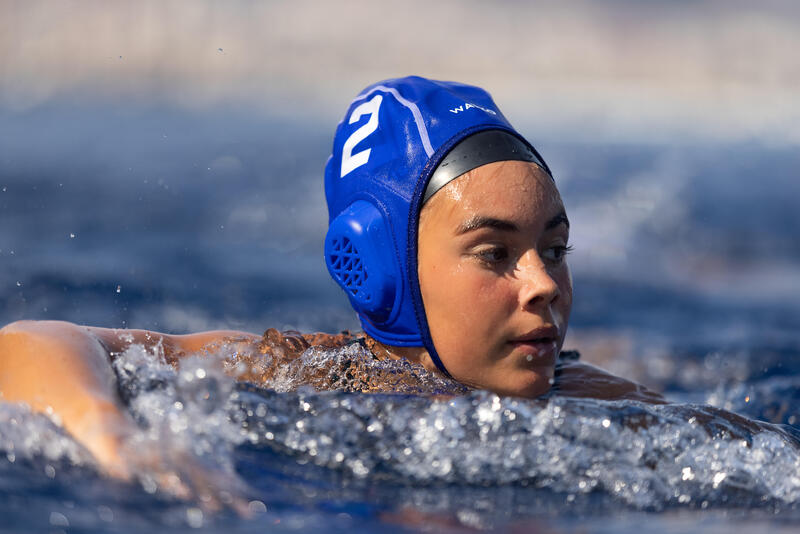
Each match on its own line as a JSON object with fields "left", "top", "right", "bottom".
{"left": 493, "top": 372, "right": 553, "bottom": 399}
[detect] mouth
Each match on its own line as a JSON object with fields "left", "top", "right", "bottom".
{"left": 508, "top": 326, "right": 559, "bottom": 364}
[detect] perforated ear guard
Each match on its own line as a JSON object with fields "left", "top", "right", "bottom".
{"left": 324, "top": 200, "right": 399, "bottom": 324}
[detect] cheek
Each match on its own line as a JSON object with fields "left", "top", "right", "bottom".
{"left": 469, "top": 275, "right": 518, "bottom": 319}
{"left": 553, "top": 264, "right": 573, "bottom": 340}
{"left": 422, "top": 262, "right": 470, "bottom": 321}
{"left": 561, "top": 265, "right": 573, "bottom": 309}
{"left": 423, "top": 263, "right": 514, "bottom": 344}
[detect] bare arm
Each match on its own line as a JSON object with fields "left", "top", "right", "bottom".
{"left": 87, "top": 325, "right": 260, "bottom": 364}
{"left": 0, "top": 320, "right": 258, "bottom": 475}
{"left": 0, "top": 320, "right": 138, "bottom": 475}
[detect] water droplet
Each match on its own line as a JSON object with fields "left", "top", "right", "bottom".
{"left": 248, "top": 500, "right": 267, "bottom": 514}
{"left": 217, "top": 47, "right": 224, "bottom": 53}
{"left": 44, "top": 464, "right": 56, "bottom": 478}
{"left": 601, "top": 419, "right": 611, "bottom": 428}
{"left": 141, "top": 476, "right": 157, "bottom": 494}
{"left": 97, "top": 505, "right": 114, "bottom": 522}
{"left": 115, "top": 285, "right": 122, "bottom": 293}
{"left": 350, "top": 458, "right": 369, "bottom": 476}
{"left": 49, "top": 512, "right": 69, "bottom": 527}
{"left": 16, "top": 281, "right": 21, "bottom": 287}
{"left": 186, "top": 507, "right": 203, "bottom": 528}
{"left": 69, "top": 233, "right": 76, "bottom": 238}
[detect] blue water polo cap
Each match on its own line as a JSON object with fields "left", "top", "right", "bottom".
{"left": 324, "top": 76, "right": 551, "bottom": 376}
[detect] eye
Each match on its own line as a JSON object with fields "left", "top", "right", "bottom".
{"left": 541, "top": 244, "right": 573, "bottom": 263}
{"left": 472, "top": 245, "right": 509, "bottom": 266}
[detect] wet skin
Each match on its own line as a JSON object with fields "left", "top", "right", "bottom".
{"left": 416, "top": 160, "right": 573, "bottom": 397}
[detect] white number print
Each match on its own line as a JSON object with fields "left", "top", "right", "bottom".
{"left": 340, "top": 94, "right": 383, "bottom": 177}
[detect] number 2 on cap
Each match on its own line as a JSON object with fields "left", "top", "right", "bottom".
{"left": 340, "top": 94, "right": 382, "bottom": 177}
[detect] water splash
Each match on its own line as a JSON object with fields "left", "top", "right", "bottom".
{"left": 2, "top": 340, "right": 800, "bottom": 530}
{"left": 264, "top": 341, "right": 467, "bottom": 395}
{"left": 238, "top": 388, "right": 800, "bottom": 510}
{"left": 109, "top": 339, "right": 249, "bottom": 501}
{"left": 0, "top": 402, "right": 94, "bottom": 467}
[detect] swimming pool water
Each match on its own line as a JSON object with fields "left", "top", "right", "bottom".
{"left": 1, "top": 102, "right": 799, "bottom": 532}
{"left": 2, "top": 339, "right": 800, "bottom": 532}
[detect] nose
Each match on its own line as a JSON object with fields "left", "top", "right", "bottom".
{"left": 515, "top": 252, "right": 560, "bottom": 310}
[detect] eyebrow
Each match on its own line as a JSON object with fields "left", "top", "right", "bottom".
{"left": 455, "top": 210, "right": 569, "bottom": 235}
{"left": 545, "top": 211, "right": 570, "bottom": 230}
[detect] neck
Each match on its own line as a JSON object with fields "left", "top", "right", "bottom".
{"left": 362, "top": 335, "right": 444, "bottom": 376}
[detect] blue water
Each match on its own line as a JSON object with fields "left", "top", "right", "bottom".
{"left": 1, "top": 100, "right": 800, "bottom": 532}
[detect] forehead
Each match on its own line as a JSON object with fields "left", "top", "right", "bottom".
{"left": 424, "top": 160, "right": 563, "bottom": 227}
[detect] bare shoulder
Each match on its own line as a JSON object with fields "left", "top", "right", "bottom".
{"left": 554, "top": 360, "right": 667, "bottom": 404}
{"left": 0, "top": 320, "right": 95, "bottom": 353}
{"left": 1, "top": 319, "right": 82, "bottom": 336}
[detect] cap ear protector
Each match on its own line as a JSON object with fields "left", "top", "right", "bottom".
{"left": 324, "top": 76, "right": 553, "bottom": 377}
{"left": 324, "top": 200, "right": 398, "bottom": 324}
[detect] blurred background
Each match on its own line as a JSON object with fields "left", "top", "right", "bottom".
{"left": 1, "top": 0, "right": 798, "bottom": 386}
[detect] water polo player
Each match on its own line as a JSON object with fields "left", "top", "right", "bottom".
{"left": 0, "top": 76, "right": 663, "bottom": 478}
{"left": 323, "top": 76, "right": 571, "bottom": 397}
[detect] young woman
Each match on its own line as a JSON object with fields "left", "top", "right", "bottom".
{"left": 0, "top": 76, "right": 663, "bottom": 481}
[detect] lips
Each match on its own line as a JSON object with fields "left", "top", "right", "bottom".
{"left": 510, "top": 325, "right": 559, "bottom": 344}
{"left": 508, "top": 326, "right": 559, "bottom": 364}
